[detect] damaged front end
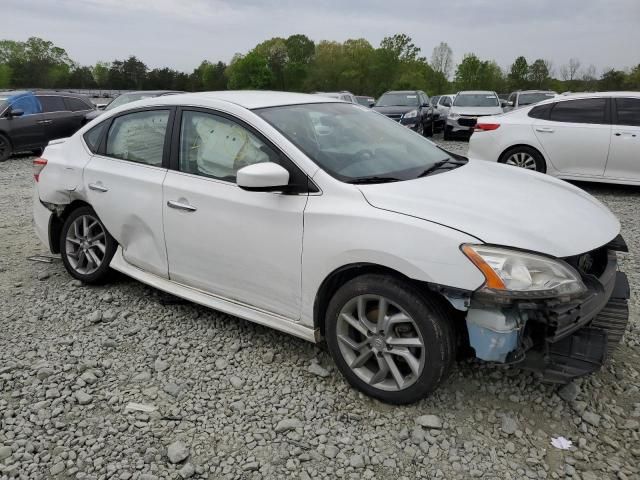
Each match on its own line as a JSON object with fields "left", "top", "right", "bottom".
{"left": 460, "top": 236, "right": 630, "bottom": 384}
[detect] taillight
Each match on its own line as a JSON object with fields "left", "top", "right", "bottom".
{"left": 475, "top": 123, "right": 500, "bottom": 132}
{"left": 33, "top": 157, "right": 48, "bottom": 182}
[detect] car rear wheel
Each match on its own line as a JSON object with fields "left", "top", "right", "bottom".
{"left": 443, "top": 126, "right": 452, "bottom": 141}
{"left": 500, "top": 146, "right": 546, "bottom": 173}
{"left": 60, "top": 206, "right": 117, "bottom": 284}
{"left": 0, "top": 134, "right": 12, "bottom": 162}
{"left": 325, "top": 274, "right": 455, "bottom": 404}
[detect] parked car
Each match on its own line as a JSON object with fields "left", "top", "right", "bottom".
{"left": 33, "top": 91, "right": 629, "bottom": 404}
{"left": 313, "top": 91, "right": 358, "bottom": 103}
{"left": 84, "top": 90, "right": 182, "bottom": 123}
{"left": 468, "top": 92, "right": 640, "bottom": 184}
{"left": 0, "top": 90, "right": 95, "bottom": 161}
{"left": 430, "top": 95, "right": 441, "bottom": 107}
{"left": 503, "top": 90, "right": 557, "bottom": 112}
{"left": 373, "top": 90, "right": 435, "bottom": 136}
{"left": 445, "top": 91, "right": 503, "bottom": 140}
{"left": 434, "top": 94, "right": 455, "bottom": 132}
{"left": 355, "top": 95, "right": 376, "bottom": 107}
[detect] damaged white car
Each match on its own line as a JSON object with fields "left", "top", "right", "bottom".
{"left": 33, "top": 92, "right": 630, "bottom": 404}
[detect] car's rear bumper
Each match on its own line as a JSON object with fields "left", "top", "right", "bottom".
{"left": 33, "top": 190, "right": 53, "bottom": 252}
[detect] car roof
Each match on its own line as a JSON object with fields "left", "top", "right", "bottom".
{"left": 118, "top": 90, "right": 183, "bottom": 96}
{"left": 530, "top": 91, "right": 640, "bottom": 107}
{"left": 33, "top": 91, "right": 93, "bottom": 99}
{"left": 457, "top": 90, "right": 496, "bottom": 95}
{"left": 382, "top": 90, "right": 420, "bottom": 94}
{"left": 517, "top": 90, "right": 556, "bottom": 94}
{"left": 133, "top": 91, "right": 344, "bottom": 109}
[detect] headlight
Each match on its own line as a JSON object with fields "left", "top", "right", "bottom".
{"left": 403, "top": 110, "right": 418, "bottom": 119}
{"left": 462, "top": 244, "right": 586, "bottom": 298}
{"left": 448, "top": 112, "right": 460, "bottom": 119}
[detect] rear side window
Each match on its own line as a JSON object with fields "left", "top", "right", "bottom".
{"left": 548, "top": 98, "right": 606, "bottom": 124}
{"left": 64, "top": 97, "right": 92, "bottom": 112}
{"left": 528, "top": 103, "right": 553, "bottom": 119}
{"left": 615, "top": 98, "right": 640, "bottom": 127}
{"left": 83, "top": 122, "right": 107, "bottom": 153}
{"left": 37, "top": 96, "right": 68, "bottom": 113}
{"left": 105, "top": 110, "right": 170, "bottom": 167}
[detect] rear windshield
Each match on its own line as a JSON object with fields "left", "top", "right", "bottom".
{"left": 454, "top": 94, "right": 499, "bottom": 107}
{"left": 376, "top": 93, "right": 419, "bottom": 107}
{"left": 519, "top": 92, "right": 556, "bottom": 106}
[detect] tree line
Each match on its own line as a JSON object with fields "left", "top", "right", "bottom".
{"left": 1, "top": 36, "right": 638, "bottom": 96}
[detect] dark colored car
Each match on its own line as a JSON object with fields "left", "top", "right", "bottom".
{"left": 355, "top": 95, "right": 376, "bottom": 107}
{"left": 372, "top": 90, "right": 435, "bottom": 136}
{"left": 0, "top": 91, "right": 95, "bottom": 161}
{"left": 84, "top": 90, "right": 183, "bottom": 123}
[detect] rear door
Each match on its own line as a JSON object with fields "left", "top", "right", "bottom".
{"left": 63, "top": 96, "right": 94, "bottom": 135}
{"left": 83, "top": 107, "right": 173, "bottom": 277}
{"left": 36, "top": 95, "right": 73, "bottom": 141}
{"left": 605, "top": 97, "right": 640, "bottom": 181}
{"left": 532, "top": 97, "right": 611, "bottom": 176}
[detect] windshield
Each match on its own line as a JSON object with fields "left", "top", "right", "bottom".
{"left": 453, "top": 94, "right": 499, "bottom": 107}
{"left": 105, "top": 93, "right": 155, "bottom": 111}
{"left": 519, "top": 92, "right": 556, "bottom": 106}
{"left": 256, "top": 103, "right": 462, "bottom": 183}
{"left": 356, "top": 97, "right": 374, "bottom": 106}
{"left": 376, "top": 93, "right": 420, "bottom": 107}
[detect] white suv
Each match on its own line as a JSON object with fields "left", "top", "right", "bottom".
{"left": 469, "top": 92, "right": 640, "bottom": 184}
{"left": 445, "top": 91, "right": 503, "bottom": 139}
{"left": 33, "top": 91, "right": 629, "bottom": 404}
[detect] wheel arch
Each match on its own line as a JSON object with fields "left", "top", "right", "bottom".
{"left": 48, "top": 199, "right": 93, "bottom": 254}
{"left": 312, "top": 262, "right": 456, "bottom": 340}
{"left": 498, "top": 143, "right": 548, "bottom": 170}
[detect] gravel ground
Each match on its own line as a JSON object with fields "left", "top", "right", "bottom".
{"left": 1, "top": 136, "right": 639, "bottom": 480}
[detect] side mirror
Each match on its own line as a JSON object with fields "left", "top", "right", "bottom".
{"left": 507, "top": 101, "right": 514, "bottom": 107}
{"left": 8, "top": 108, "right": 24, "bottom": 118}
{"left": 237, "top": 162, "right": 290, "bottom": 192}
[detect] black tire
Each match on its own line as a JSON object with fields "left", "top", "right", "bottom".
{"left": 59, "top": 206, "right": 117, "bottom": 284}
{"left": 325, "top": 274, "right": 455, "bottom": 405}
{"left": 443, "top": 126, "right": 452, "bottom": 141}
{"left": 499, "top": 145, "right": 547, "bottom": 173}
{"left": 424, "top": 121, "right": 434, "bottom": 137}
{"left": 416, "top": 122, "right": 424, "bottom": 136}
{"left": 0, "top": 134, "right": 12, "bottom": 162}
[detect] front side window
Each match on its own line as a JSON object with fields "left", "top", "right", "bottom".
{"left": 376, "top": 93, "right": 420, "bottom": 107}
{"left": 179, "top": 110, "right": 276, "bottom": 182}
{"left": 257, "top": 103, "right": 459, "bottom": 183}
{"left": 453, "top": 94, "right": 499, "bottom": 107}
{"left": 549, "top": 98, "right": 606, "bottom": 124}
{"left": 105, "top": 110, "right": 169, "bottom": 166}
{"left": 615, "top": 98, "right": 640, "bottom": 127}
{"left": 37, "top": 96, "right": 67, "bottom": 113}
{"left": 10, "top": 96, "right": 40, "bottom": 115}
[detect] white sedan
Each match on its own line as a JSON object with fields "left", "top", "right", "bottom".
{"left": 33, "top": 92, "right": 629, "bottom": 404}
{"left": 469, "top": 92, "right": 640, "bottom": 185}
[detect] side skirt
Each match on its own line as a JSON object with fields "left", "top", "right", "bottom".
{"left": 109, "top": 247, "right": 316, "bottom": 343}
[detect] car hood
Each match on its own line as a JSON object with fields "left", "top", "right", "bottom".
{"left": 357, "top": 160, "right": 619, "bottom": 258}
{"left": 449, "top": 106, "right": 503, "bottom": 116}
{"left": 372, "top": 106, "right": 419, "bottom": 115}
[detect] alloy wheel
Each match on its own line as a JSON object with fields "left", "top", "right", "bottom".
{"left": 336, "top": 295, "right": 426, "bottom": 391}
{"left": 505, "top": 151, "right": 537, "bottom": 170}
{"left": 65, "top": 214, "right": 107, "bottom": 275}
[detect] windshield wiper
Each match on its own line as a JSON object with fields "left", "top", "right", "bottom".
{"left": 417, "top": 158, "right": 467, "bottom": 178}
{"left": 347, "top": 176, "right": 402, "bottom": 184}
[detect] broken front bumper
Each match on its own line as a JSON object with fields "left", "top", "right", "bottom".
{"left": 466, "top": 236, "right": 630, "bottom": 384}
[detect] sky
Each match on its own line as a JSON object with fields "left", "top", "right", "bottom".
{"left": 3, "top": 0, "right": 639, "bottom": 75}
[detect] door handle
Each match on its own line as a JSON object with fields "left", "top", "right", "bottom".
{"left": 615, "top": 132, "right": 636, "bottom": 137}
{"left": 88, "top": 183, "right": 108, "bottom": 193}
{"left": 37, "top": 120, "right": 53, "bottom": 125}
{"left": 535, "top": 127, "right": 555, "bottom": 133}
{"left": 167, "top": 200, "right": 197, "bottom": 212}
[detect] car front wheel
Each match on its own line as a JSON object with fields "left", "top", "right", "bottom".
{"left": 0, "top": 134, "right": 12, "bottom": 162}
{"left": 60, "top": 206, "right": 117, "bottom": 284}
{"left": 500, "top": 146, "right": 546, "bottom": 173}
{"left": 325, "top": 274, "right": 455, "bottom": 404}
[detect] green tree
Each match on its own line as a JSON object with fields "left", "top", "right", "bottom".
{"left": 528, "top": 59, "right": 550, "bottom": 88}
{"left": 508, "top": 56, "right": 528, "bottom": 90}
{"left": 226, "top": 52, "right": 273, "bottom": 89}
{"left": 599, "top": 69, "right": 626, "bottom": 90}
{"left": 455, "top": 54, "right": 483, "bottom": 89}
{"left": 284, "top": 34, "right": 315, "bottom": 91}
{"left": 0, "top": 64, "right": 12, "bottom": 88}
{"left": 380, "top": 34, "right": 423, "bottom": 62}
{"left": 92, "top": 61, "right": 110, "bottom": 88}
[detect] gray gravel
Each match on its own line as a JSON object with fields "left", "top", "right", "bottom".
{"left": 1, "top": 139, "right": 639, "bottom": 479}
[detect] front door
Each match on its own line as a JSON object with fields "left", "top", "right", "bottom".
{"left": 532, "top": 97, "right": 611, "bottom": 177}
{"left": 2, "top": 95, "right": 45, "bottom": 149}
{"left": 163, "top": 108, "right": 308, "bottom": 319}
{"left": 605, "top": 97, "right": 640, "bottom": 182}
{"left": 84, "top": 108, "right": 172, "bottom": 277}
